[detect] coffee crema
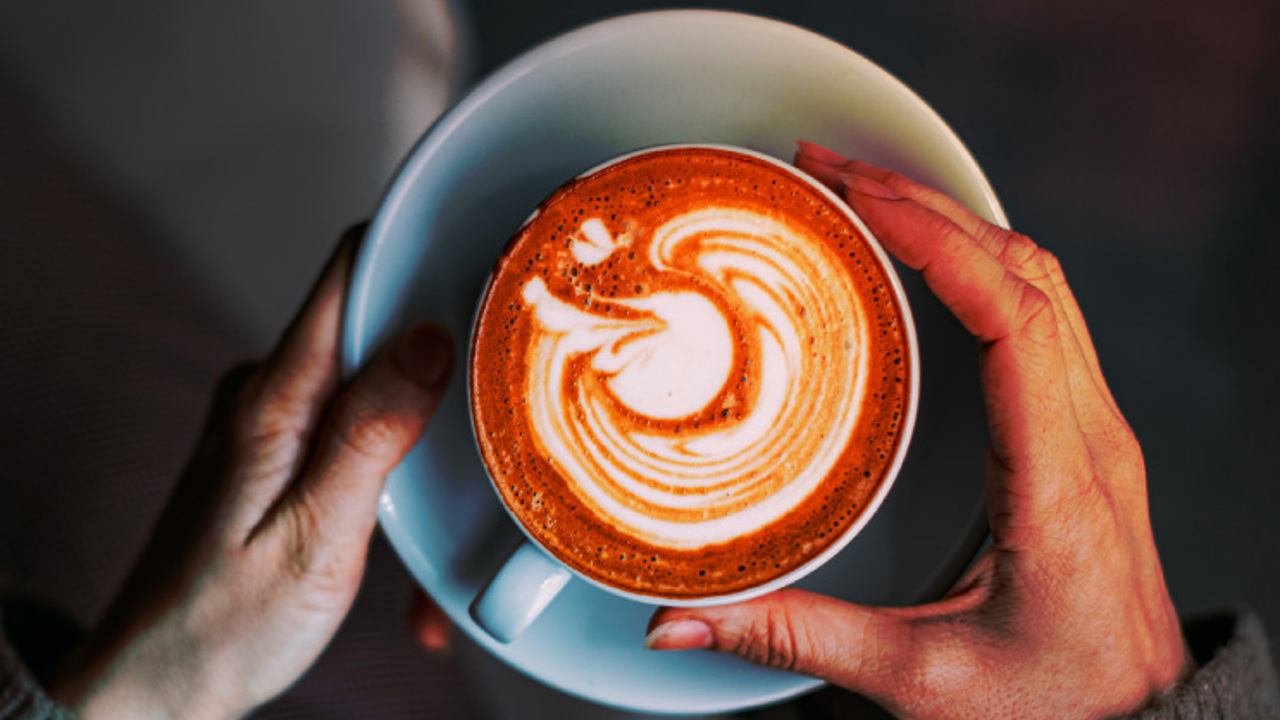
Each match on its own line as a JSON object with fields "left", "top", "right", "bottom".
{"left": 470, "top": 147, "right": 912, "bottom": 599}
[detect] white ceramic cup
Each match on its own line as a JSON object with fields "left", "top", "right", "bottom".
{"left": 346, "top": 9, "right": 1005, "bottom": 712}
{"left": 466, "top": 143, "right": 921, "bottom": 643}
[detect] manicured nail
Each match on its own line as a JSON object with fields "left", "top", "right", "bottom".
{"left": 393, "top": 322, "right": 453, "bottom": 388}
{"left": 644, "top": 620, "right": 714, "bottom": 651}
{"left": 795, "top": 140, "right": 849, "bottom": 166}
{"left": 841, "top": 172, "right": 901, "bottom": 200}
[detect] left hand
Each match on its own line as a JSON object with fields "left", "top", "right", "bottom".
{"left": 50, "top": 226, "right": 455, "bottom": 720}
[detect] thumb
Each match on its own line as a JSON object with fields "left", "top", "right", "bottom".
{"left": 645, "top": 588, "right": 915, "bottom": 697}
{"left": 282, "top": 321, "right": 454, "bottom": 540}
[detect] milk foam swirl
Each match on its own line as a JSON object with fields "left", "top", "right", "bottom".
{"left": 521, "top": 207, "right": 869, "bottom": 549}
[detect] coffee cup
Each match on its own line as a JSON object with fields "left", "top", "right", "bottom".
{"left": 346, "top": 10, "right": 1004, "bottom": 711}
{"left": 466, "top": 144, "right": 919, "bottom": 643}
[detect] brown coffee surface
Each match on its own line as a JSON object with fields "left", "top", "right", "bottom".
{"left": 470, "top": 147, "right": 912, "bottom": 599}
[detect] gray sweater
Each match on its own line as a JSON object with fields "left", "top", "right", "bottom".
{"left": 1, "top": 611, "right": 1276, "bottom": 719}
{"left": 1133, "top": 613, "right": 1280, "bottom": 720}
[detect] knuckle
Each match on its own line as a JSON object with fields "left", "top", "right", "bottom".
{"left": 920, "top": 209, "right": 962, "bottom": 241}
{"left": 731, "top": 602, "right": 807, "bottom": 673}
{"left": 279, "top": 499, "right": 365, "bottom": 595}
{"left": 279, "top": 506, "right": 340, "bottom": 592}
{"left": 326, "top": 392, "right": 406, "bottom": 466}
{"left": 1041, "top": 250, "right": 1078, "bottom": 298}
{"left": 283, "top": 502, "right": 322, "bottom": 579}
{"left": 1030, "top": 247, "right": 1061, "bottom": 286}
{"left": 1100, "top": 423, "right": 1147, "bottom": 476}
{"left": 911, "top": 211, "right": 969, "bottom": 259}
{"left": 255, "top": 374, "right": 318, "bottom": 424}
{"left": 241, "top": 499, "right": 323, "bottom": 582}
{"left": 241, "top": 501, "right": 358, "bottom": 609}
{"left": 228, "top": 374, "right": 306, "bottom": 454}
{"left": 994, "top": 231, "right": 1042, "bottom": 271}
{"left": 1038, "top": 246, "right": 1064, "bottom": 276}
{"left": 1119, "top": 431, "right": 1145, "bottom": 468}
{"left": 1009, "top": 279, "right": 1056, "bottom": 338}
{"left": 274, "top": 501, "right": 334, "bottom": 580}
{"left": 877, "top": 168, "right": 916, "bottom": 195}
{"left": 1031, "top": 245, "right": 1057, "bottom": 270}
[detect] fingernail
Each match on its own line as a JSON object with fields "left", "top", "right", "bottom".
{"left": 644, "top": 620, "right": 714, "bottom": 651}
{"left": 841, "top": 172, "right": 901, "bottom": 200}
{"left": 419, "top": 623, "right": 451, "bottom": 655}
{"left": 795, "top": 140, "right": 849, "bottom": 166}
{"left": 393, "top": 322, "right": 453, "bottom": 388}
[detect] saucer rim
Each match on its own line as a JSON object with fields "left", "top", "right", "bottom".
{"left": 344, "top": 8, "right": 1001, "bottom": 715}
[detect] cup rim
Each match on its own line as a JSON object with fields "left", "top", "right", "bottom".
{"left": 466, "top": 142, "right": 921, "bottom": 608}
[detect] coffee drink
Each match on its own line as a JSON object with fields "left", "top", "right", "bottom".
{"left": 469, "top": 146, "right": 913, "bottom": 600}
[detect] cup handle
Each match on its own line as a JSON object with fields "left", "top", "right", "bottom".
{"left": 470, "top": 541, "right": 572, "bottom": 643}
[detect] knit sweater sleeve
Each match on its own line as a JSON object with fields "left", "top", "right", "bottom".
{"left": 1132, "top": 611, "right": 1280, "bottom": 720}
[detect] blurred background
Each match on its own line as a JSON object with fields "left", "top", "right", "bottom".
{"left": 1, "top": 1, "right": 1276, "bottom": 718}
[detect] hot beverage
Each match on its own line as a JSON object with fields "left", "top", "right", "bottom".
{"left": 469, "top": 146, "right": 913, "bottom": 599}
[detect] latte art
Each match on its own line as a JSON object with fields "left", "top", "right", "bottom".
{"left": 521, "top": 207, "right": 867, "bottom": 549}
{"left": 470, "top": 147, "right": 912, "bottom": 598}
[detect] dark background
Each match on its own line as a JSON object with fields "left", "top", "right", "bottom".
{"left": 2, "top": 1, "right": 1276, "bottom": 717}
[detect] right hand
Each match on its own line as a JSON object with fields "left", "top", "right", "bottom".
{"left": 642, "top": 142, "right": 1192, "bottom": 719}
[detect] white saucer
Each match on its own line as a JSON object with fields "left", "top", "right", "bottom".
{"left": 342, "top": 9, "right": 1004, "bottom": 715}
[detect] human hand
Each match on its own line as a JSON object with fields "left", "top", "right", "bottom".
{"left": 644, "top": 143, "right": 1192, "bottom": 719}
{"left": 49, "top": 226, "right": 455, "bottom": 720}
{"left": 409, "top": 587, "right": 452, "bottom": 653}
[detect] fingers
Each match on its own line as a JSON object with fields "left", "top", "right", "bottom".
{"left": 796, "top": 143, "right": 1123, "bottom": 431}
{"left": 646, "top": 589, "right": 913, "bottom": 702}
{"left": 409, "top": 588, "right": 452, "bottom": 653}
{"left": 796, "top": 141, "right": 992, "bottom": 244}
{"left": 857, "top": 186, "right": 1088, "bottom": 528}
{"left": 793, "top": 141, "right": 1146, "bottom": 532}
{"left": 867, "top": 176, "right": 1084, "bottom": 474}
{"left": 224, "top": 225, "right": 365, "bottom": 531}
{"left": 190, "top": 362, "right": 260, "bottom": 466}
{"left": 245, "top": 224, "right": 366, "bottom": 450}
{"left": 838, "top": 161, "right": 1123, "bottom": 428}
{"left": 1036, "top": 251, "right": 1121, "bottom": 415}
{"left": 277, "top": 322, "right": 455, "bottom": 542}
{"left": 796, "top": 143, "right": 1039, "bottom": 344}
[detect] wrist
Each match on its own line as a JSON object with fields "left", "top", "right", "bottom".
{"left": 50, "top": 639, "right": 245, "bottom": 720}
